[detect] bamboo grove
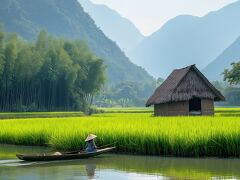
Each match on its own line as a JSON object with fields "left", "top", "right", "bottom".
{"left": 0, "top": 30, "right": 105, "bottom": 112}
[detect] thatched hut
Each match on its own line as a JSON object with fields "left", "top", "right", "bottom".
{"left": 146, "top": 65, "right": 225, "bottom": 116}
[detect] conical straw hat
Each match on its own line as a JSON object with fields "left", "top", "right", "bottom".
{"left": 85, "top": 134, "right": 97, "bottom": 142}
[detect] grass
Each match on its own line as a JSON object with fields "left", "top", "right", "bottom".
{"left": 0, "top": 112, "right": 84, "bottom": 119}
{"left": 100, "top": 107, "right": 240, "bottom": 113}
{"left": 0, "top": 107, "right": 237, "bottom": 119}
{"left": 99, "top": 107, "right": 153, "bottom": 113}
{"left": 0, "top": 108, "right": 240, "bottom": 157}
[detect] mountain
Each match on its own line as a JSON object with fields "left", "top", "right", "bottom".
{"left": 129, "top": 0, "right": 240, "bottom": 78}
{"left": 78, "top": 0, "right": 144, "bottom": 53}
{"left": 0, "top": 0, "right": 153, "bottom": 85}
{"left": 203, "top": 36, "right": 240, "bottom": 81}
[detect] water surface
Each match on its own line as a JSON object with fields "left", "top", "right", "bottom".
{"left": 0, "top": 145, "right": 240, "bottom": 179}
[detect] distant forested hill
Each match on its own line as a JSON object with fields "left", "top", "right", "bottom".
{"left": 203, "top": 37, "right": 240, "bottom": 81}
{"left": 129, "top": 0, "right": 240, "bottom": 78}
{"left": 0, "top": 0, "right": 153, "bottom": 85}
{"left": 79, "top": 0, "right": 144, "bottom": 53}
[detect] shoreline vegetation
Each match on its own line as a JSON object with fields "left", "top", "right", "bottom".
{"left": 0, "top": 108, "right": 240, "bottom": 157}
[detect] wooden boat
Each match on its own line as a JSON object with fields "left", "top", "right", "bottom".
{"left": 16, "top": 147, "right": 115, "bottom": 161}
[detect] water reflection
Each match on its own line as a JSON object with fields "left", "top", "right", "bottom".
{"left": 85, "top": 164, "right": 96, "bottom": 179}
{"left": 0, "top": 145, "right": 240, "bottom": 179}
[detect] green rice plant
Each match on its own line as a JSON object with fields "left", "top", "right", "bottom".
{"left": 0, "top": 112, "right": 84, "bottom": 119}
{"left": 0, "top": 109, "right": 240, "bottom": 157}
{"left": 99, "top": 107, "right": 153, "bottom": 113}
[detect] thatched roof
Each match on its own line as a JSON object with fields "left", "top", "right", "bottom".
{"left": 146, "top": 65, "right": 225, "bottom": 107}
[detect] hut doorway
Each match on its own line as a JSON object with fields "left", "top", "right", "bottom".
{"left": 189, "top": 98, "right": 201, "bottom": 115}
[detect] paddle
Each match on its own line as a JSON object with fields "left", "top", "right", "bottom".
{"left": 61, "top": 142, "right": 117, "bottom": 155}
{"left": 97, "top": 142, "right": 117, "bottom": 149}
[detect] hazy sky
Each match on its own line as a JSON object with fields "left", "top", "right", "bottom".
{"left": 91, "top": 0, "right": 237, "bottom": 36}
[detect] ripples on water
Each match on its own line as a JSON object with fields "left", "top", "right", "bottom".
{"left": 0, "top": 145, "right": 240, "bottom": 179}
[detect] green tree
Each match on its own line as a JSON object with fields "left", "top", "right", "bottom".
{"left": 224, "top": 62, "right": 240, "bottom": 85}
{"left": 0, "top": 31, "right": 5, "bottom": 80}
{"left": 222, "top": 87, "right": 240, "bottom": 106}
{"left": 0, "top": 30, "right": 106, "bottom": 112}
{"left": 2, "top": 34, "right": 18, "bottom": 110}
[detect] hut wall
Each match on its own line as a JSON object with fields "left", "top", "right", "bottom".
{"left": 154, "top": 99, "right": 214, "bottom": 116}
{"left": 154, "top": 101, "right": 189, "bottom": 116}
{"left": 201, "top": 99, "right": 214, "bottom": 115}
{"left": 154, "top": 104, "right": 168, "bottom": 116}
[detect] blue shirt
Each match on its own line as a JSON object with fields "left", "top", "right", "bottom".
{"left": 85, "top": 140, "right": 97, "bottom": 152}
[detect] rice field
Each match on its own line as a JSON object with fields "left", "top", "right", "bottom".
{"left": 0, "top": 112, "right": 84, "bottom": 119}
{"left": 99, "top": 107, "right": 153, "bottom": 113}
{"left": 0, "top": 108, "right": 240, "bottom": 157}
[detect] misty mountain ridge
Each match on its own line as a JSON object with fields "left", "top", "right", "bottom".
{"left": 129, "top": 0, "right": 240, "bottom": 78}
{"left": 79, "top": 0, "right": 144, "bottom": 53}
{"left": 203, "top": 36, "right": 240, "bottom": 81}
{"left": 0, "top": 0, "right": 154, "bottom": 85}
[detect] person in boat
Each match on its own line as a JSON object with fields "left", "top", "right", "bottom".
{"left": 85, "top": 134, "right": 97, "bottom": 153}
